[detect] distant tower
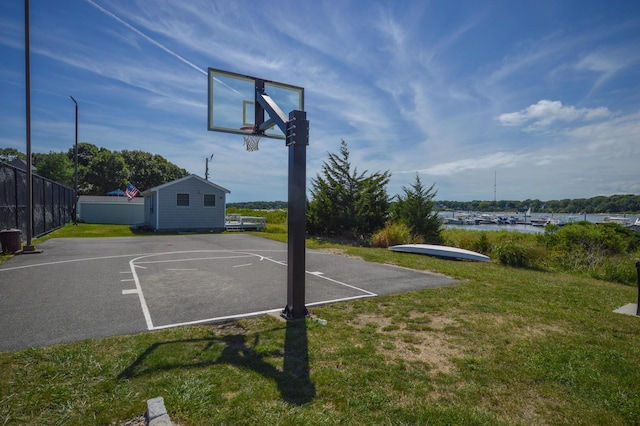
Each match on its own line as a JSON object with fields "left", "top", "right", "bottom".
{"left": 494, "top": 170, "right": 497, "bottom": 208}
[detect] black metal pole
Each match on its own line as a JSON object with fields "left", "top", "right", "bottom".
{"left": 636, "top": 260, "right": 640, "bottom": 316}
{"left": 70, "top": 96, "right": 78, "bottom": 225}
{"left": 23, "top": 0, "right": 35, "bottom": 251}
{"left": 282, "top": 110, "right": 309, "bottom": 320}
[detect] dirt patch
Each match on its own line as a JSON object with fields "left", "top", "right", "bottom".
{"left": 349, "top": 312, "right": 462, "bottom": 374}
{"left": 427, "top": 314, "right": 459, "bottom": 331}
{"left": 457, "top": 313, "right": 567, "bottom": 339}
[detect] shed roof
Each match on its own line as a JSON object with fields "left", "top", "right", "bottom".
{"left": 141, "top": 174, "right": 230, "bottom": 195}
{"left": 78, "top": 195, "right": 144, "bottom": 204}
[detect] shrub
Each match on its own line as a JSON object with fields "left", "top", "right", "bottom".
{"left": 539, "top": 221, "right": 640, "bottom": 285}
{"left": 472, "top": 233, "right": 491, "bottom": 255}
{"left": 553, "top": 222, "right": 626, "bottom": 257}
{"left": 599, "top": 257, "right": 638, "bottom": 285}
{"left": 494, "top": 241, "right": 530, "bottom": 267}
{"left": 371, "top": 222, "right": 423, "bottom": 248}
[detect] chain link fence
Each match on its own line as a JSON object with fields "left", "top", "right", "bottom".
{"left": 0, "top": 161, "right": 75, "bottom": 238}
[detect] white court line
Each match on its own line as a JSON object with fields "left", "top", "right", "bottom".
{"left": 233, "top": 263, "right": 253, "bottom": 268}
{"left": 2, "top": 247, "right": 377, "bottom": 333}
{"left": 120, "top": 278, "right": 135, "bottom": 282}
{"left": 310, "top": 272, "right": 377, "bottom": 297}
{"left": 139, "top": 251, "right": 377, "bottom": 331}
{"left": 135, "top": 254, "right": 253, "bottom": 265}
{"left": 149, "top": 291, "right": 379, "bottom": 330}
{"left": 127, "top": 250, "right": 271, "bottom": 330}
{"left": 256, "top": 255, "right": 376, "bottom": 295}
{"left": 30, "top": 248, "right": 378, "bottom": 333}
{"left": 150, "top": 307, "right": 284, "bottom": 330}
{"left": 129, "top": 255, "right": 155, "bottom": 330}
{"left": 0, "top": 249, "right": 284, "bottom": 272}
{"left": 149, "top": 292, "right": 379, "bottom": 331}
{"left": 307, "top": 294, "right": 377, "bottom": 306}
{"left": 0, "top": 253, "right": 148, "bottom": 272}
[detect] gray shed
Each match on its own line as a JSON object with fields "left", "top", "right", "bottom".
{"left": 78, "top": 195, "right": 144, "bottom": 224}
{"left": 142, "top": 175, "right": 230, "bottom": 232}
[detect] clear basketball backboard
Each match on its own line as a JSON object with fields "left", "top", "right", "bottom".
{"left": 207, "top": 68, "right": 304, "bottom": 140}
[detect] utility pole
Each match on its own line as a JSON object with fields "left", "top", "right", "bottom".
{"left": 205, "top": 154, "right": 213, "bottom": 180}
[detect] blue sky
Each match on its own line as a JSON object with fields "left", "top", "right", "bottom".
{"left": 2, "top": 0, "right": 639, "bottom": 203}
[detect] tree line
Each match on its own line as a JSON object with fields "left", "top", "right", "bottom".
{"left": 3, "top": 143, "right": 637, "bottom": 216}
{"left": 227, "top": 201, "right": 288, "bottom": 210}
{"left": 438, "top": 194, "right": 640, "bottom": 214}
{"left": 1, "top": 144, "right": 188, "bottom": 195}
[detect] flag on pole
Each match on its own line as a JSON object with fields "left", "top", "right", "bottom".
{"left": 125, "top": 183, "right": 139, "bottom": 201}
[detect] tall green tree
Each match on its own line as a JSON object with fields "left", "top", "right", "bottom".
{"left": 392, "top": 173, "right": 442, "bottom": 244}
{"left": 67, "top": 142, "right": 100, "bottom": 194}
{"left": 34, "top": 151, "right": 74, "bottom": 186}
{"left": 120, "top": 150, "right": 188, "bottom": 190}
{"left": 67, "top": 142, "right": 99, "bottom": 168}
{"left": 307, "top": 140, "right": 390, "bottom": 238}
{"left": 84, "top": 149, "right": 129, "bottom": 195}
{"left": 0, "top": 148, "right": 26, "bottom": 162}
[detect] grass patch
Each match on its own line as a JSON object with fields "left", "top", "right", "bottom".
{"left": 34, "top": 223, "right": 137, "bottom": 243}
{"left": 1, "top": 226, "right": 639, "bottom": 424}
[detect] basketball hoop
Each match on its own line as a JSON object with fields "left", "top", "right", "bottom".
{"left": 240, "top": 126, "right": 261, "bottom": 152}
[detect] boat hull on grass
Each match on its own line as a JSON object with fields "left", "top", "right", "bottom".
{"left": 389, "top": 244, "right": 490, "bottom": 262}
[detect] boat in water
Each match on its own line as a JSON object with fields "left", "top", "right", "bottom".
{"left": 603, "top": 216, "right": 635, "bottom": 227}
{"left": 529, "top": 217, "right": 550, "bottom": 227}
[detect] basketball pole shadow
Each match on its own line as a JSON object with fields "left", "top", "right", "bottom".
{"left": 281, "top": 317, "right": 315, "bottom": 404}
{"left": 117, "top": 320, "right": 315, "bottom": 406}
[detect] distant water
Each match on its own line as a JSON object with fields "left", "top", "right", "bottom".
{"left": 443, "top": 223, "right": 545, "bottom": 234}
{"left": 439, "top": 212, "right": 639, "bottom": 234}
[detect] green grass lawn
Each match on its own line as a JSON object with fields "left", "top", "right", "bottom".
{"left": 1, "top": 225, "right": 639, "bottom": 425}
{"left": 33, "top": 223, "right": 138, "bottom": 243}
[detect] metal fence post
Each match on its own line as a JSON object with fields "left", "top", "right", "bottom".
{"left": 636, "top": 260, "right": 640, "bottom": 316}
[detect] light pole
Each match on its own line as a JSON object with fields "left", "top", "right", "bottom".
{"left": 70, "top": 96, "right": 78, "bottom": 225}
{"left": 23, "top": 0, "right": 36, "bottom": 252}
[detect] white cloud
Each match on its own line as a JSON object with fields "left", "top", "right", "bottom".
{"left": 497, "top": 100, "right": 611, "bottom": 130}
{"left": 575, "top": 48, "right": 640, "bottom": 90}
{"left": 412, "top": 151, "right": 527, "bottom": 176}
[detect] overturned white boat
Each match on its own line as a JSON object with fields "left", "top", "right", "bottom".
{"left": 389, "top": 244, "right": 490, "bottom": 262}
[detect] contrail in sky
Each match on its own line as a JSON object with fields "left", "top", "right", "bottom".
{"left": 84, "top": 0, "right": 207, "bottom": 76}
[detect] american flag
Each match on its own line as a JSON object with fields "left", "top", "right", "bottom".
{"left": 125, "top": 183, "right": 139, "bottom": 201}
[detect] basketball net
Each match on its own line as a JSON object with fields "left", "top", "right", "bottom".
{"left": 240, "top": 126, "right": 261, "bottom": 152}
{"left": 244, "top": 134, "right": 261, "bottom": 152}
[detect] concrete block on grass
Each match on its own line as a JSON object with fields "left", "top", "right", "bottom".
{"left": 146, "top": 397, "right": 176, "bottom": 426}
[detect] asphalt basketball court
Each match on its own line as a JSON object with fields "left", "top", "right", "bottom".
{"left": 0, "top": 234, "right": 457, "bottom": 352}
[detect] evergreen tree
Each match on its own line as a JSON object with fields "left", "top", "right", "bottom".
{"left": 393, "top": 173, "right": 442, "bottom": 244}
{"left": 307, "top": 140, "right": 390, "bottom": 238}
